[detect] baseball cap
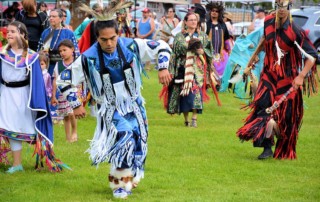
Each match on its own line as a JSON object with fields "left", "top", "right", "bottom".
{"left": 256, "top": 8, "right": 265, "bottom": 13}
{"left": 142, "top": 8, "right": 150, "bottom": 13}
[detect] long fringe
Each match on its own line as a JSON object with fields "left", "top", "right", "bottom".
{"left": 237, "top": 117, "right": 268, "bottom": 143}
{"left": 115, "top": 90, "right": 134, "bottom": 116}
{"left": 294, "top": 41, "right": 316, "bottom": 63}
{"left": 273, "top": 91, "right": 302, "bottom": 159}
{"left": 274, "top": 127, "right": 298, "bottom": 159}
{"left": 198, "top": 55, "right": 210, "bottom": 103}
{"left": 33, "top": 135, "right": 70, "bottom": 172}
{"left": 180, "top": 52, "right": 195, "bottom": 96}
{"left": 0, "top": 136, "right": 10, "bottom": 165}
{"left": 237, "top": 85, "right": 272, "bottom": 142}
{"left": 89, "top": 63, "right": 103, "bottom": 101}
{"left": 109, "top": 132, "right": 135, "bottom": 168}
{"left": 159, "top": 86, "right": 169, "bottom": 109}
{"left": 88, "top": 122, "right": 118, "bottom": 166}
{"left": 303, "top": 68, "right": 318, "bottom": 97}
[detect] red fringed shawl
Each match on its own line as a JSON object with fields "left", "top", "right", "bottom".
{"left": 237, "top": 14, "right": 318, "bottom": 159}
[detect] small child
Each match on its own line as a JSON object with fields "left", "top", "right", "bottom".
{"left": 39, "top": 52, "right": 52, "bottom": 99}
{"left": 51, "top": 39, "right": 82, "bottom": 143}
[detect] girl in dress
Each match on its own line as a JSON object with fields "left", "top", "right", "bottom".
{"left": 51, "top": 39, "right": 81, "bottom": 143}
{"left": 37, "top": 8, "right": 79, "bottom": 125}
{"left": 0, "top": 21, "right": 66, "bottom": 173}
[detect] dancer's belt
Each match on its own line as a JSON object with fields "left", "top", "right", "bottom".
{"left": 0, "top": 78, "right": 29, "bottom": 87}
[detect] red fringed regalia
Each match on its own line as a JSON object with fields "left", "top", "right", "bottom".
{"left": 236, "top": 14, "right": 318, "bottom": 159}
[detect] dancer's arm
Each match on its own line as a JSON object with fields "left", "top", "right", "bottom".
{"left": 134, "top": 38, "right": 172, "bottom": 86}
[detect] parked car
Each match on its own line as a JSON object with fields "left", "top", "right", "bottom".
{"left": 291, "top": 6, "right": 320, "bottom": 63}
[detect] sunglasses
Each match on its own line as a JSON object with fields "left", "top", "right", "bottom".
{"left": 211, "top": 9, "right": 219, "bottom": 13}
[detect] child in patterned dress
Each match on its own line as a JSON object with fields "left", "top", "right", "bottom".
{"left": 51, "top": 40, "right": 82, "bottom": 143}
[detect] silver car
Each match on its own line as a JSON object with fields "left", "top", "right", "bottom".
{"left": 291, "top": 6, "right": 320, "bottom": 63}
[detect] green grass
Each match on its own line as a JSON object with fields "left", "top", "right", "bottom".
{"left": 1, "top": 70, "right": 320, "bottom": 202}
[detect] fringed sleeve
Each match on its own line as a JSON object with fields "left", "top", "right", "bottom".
{"left": 294, "top": 24, "right": 318, "bottom": 96}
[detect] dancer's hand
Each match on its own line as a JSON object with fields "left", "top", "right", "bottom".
{"left": 158, "top": 69, "right": 172, "bottom": 86}
{"left": 73, "top": 105, "right": 86, "bottom": 119}
{"left": 51, "top": 97, "right": 58, "bottom": 106}
{"left": 292, "top": 74, "right": 304, "bottom": 90}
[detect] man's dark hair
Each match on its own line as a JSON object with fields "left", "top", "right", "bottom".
{"left": 95, "top": 20, "right": 119, "bottom": 37}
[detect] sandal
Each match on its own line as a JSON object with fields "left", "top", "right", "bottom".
{"left": 191, "top": 118, "right": 197, "bottom": 128}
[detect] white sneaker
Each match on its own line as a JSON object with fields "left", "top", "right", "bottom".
{"left": 113, "top": 188, "right": 128, "bottom": 199}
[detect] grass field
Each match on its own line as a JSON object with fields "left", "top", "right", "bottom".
{"left": 1, "top": 70, "right": 320, "bottom": 202}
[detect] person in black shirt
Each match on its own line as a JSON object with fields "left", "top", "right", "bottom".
{"left": 205, "top": 2, "right": 232, "bottom": 77}
{"left": 15, "top": 0, "right": 48, "bottom": 51}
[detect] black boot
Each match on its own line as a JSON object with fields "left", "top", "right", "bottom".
{"left": 258, "top": 147, "right": 273, "bottom": 160}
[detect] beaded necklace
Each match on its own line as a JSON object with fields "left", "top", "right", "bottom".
{"left": 211, "top": 23, "right": 221, "bottom": 61}
{"left": 213, "top": 24, "right": 220, "bottom": 54}
{"left": 49, "top": 27, "right": 62, "bottom": 51}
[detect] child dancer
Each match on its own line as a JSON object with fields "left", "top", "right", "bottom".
{"left": 0, "top": 21, "right": 66, "bottom": 173}
{"left": 39, "top": 52, "right": 52, "bottom": 100}
{"left": 51, "top": 39, "right": 81, "bottom": 143}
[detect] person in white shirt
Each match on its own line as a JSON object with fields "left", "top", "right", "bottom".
{"left": 248, "top": 8, "right": 266, "bottom": 33}
{"left": 223, "top": 11, "right": 235, "bottom": 37}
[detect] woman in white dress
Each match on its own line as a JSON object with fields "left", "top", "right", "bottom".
{"left": 0, "top": 21, "right": 66, "bottom": 174}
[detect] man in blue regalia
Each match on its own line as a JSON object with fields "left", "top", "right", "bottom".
{"left": 57, "top": 2, "right": 172, "bottom": 199}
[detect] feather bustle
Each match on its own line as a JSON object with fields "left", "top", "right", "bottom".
{"left": 79, "top": 1, "right": 133, "bottom": 22}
